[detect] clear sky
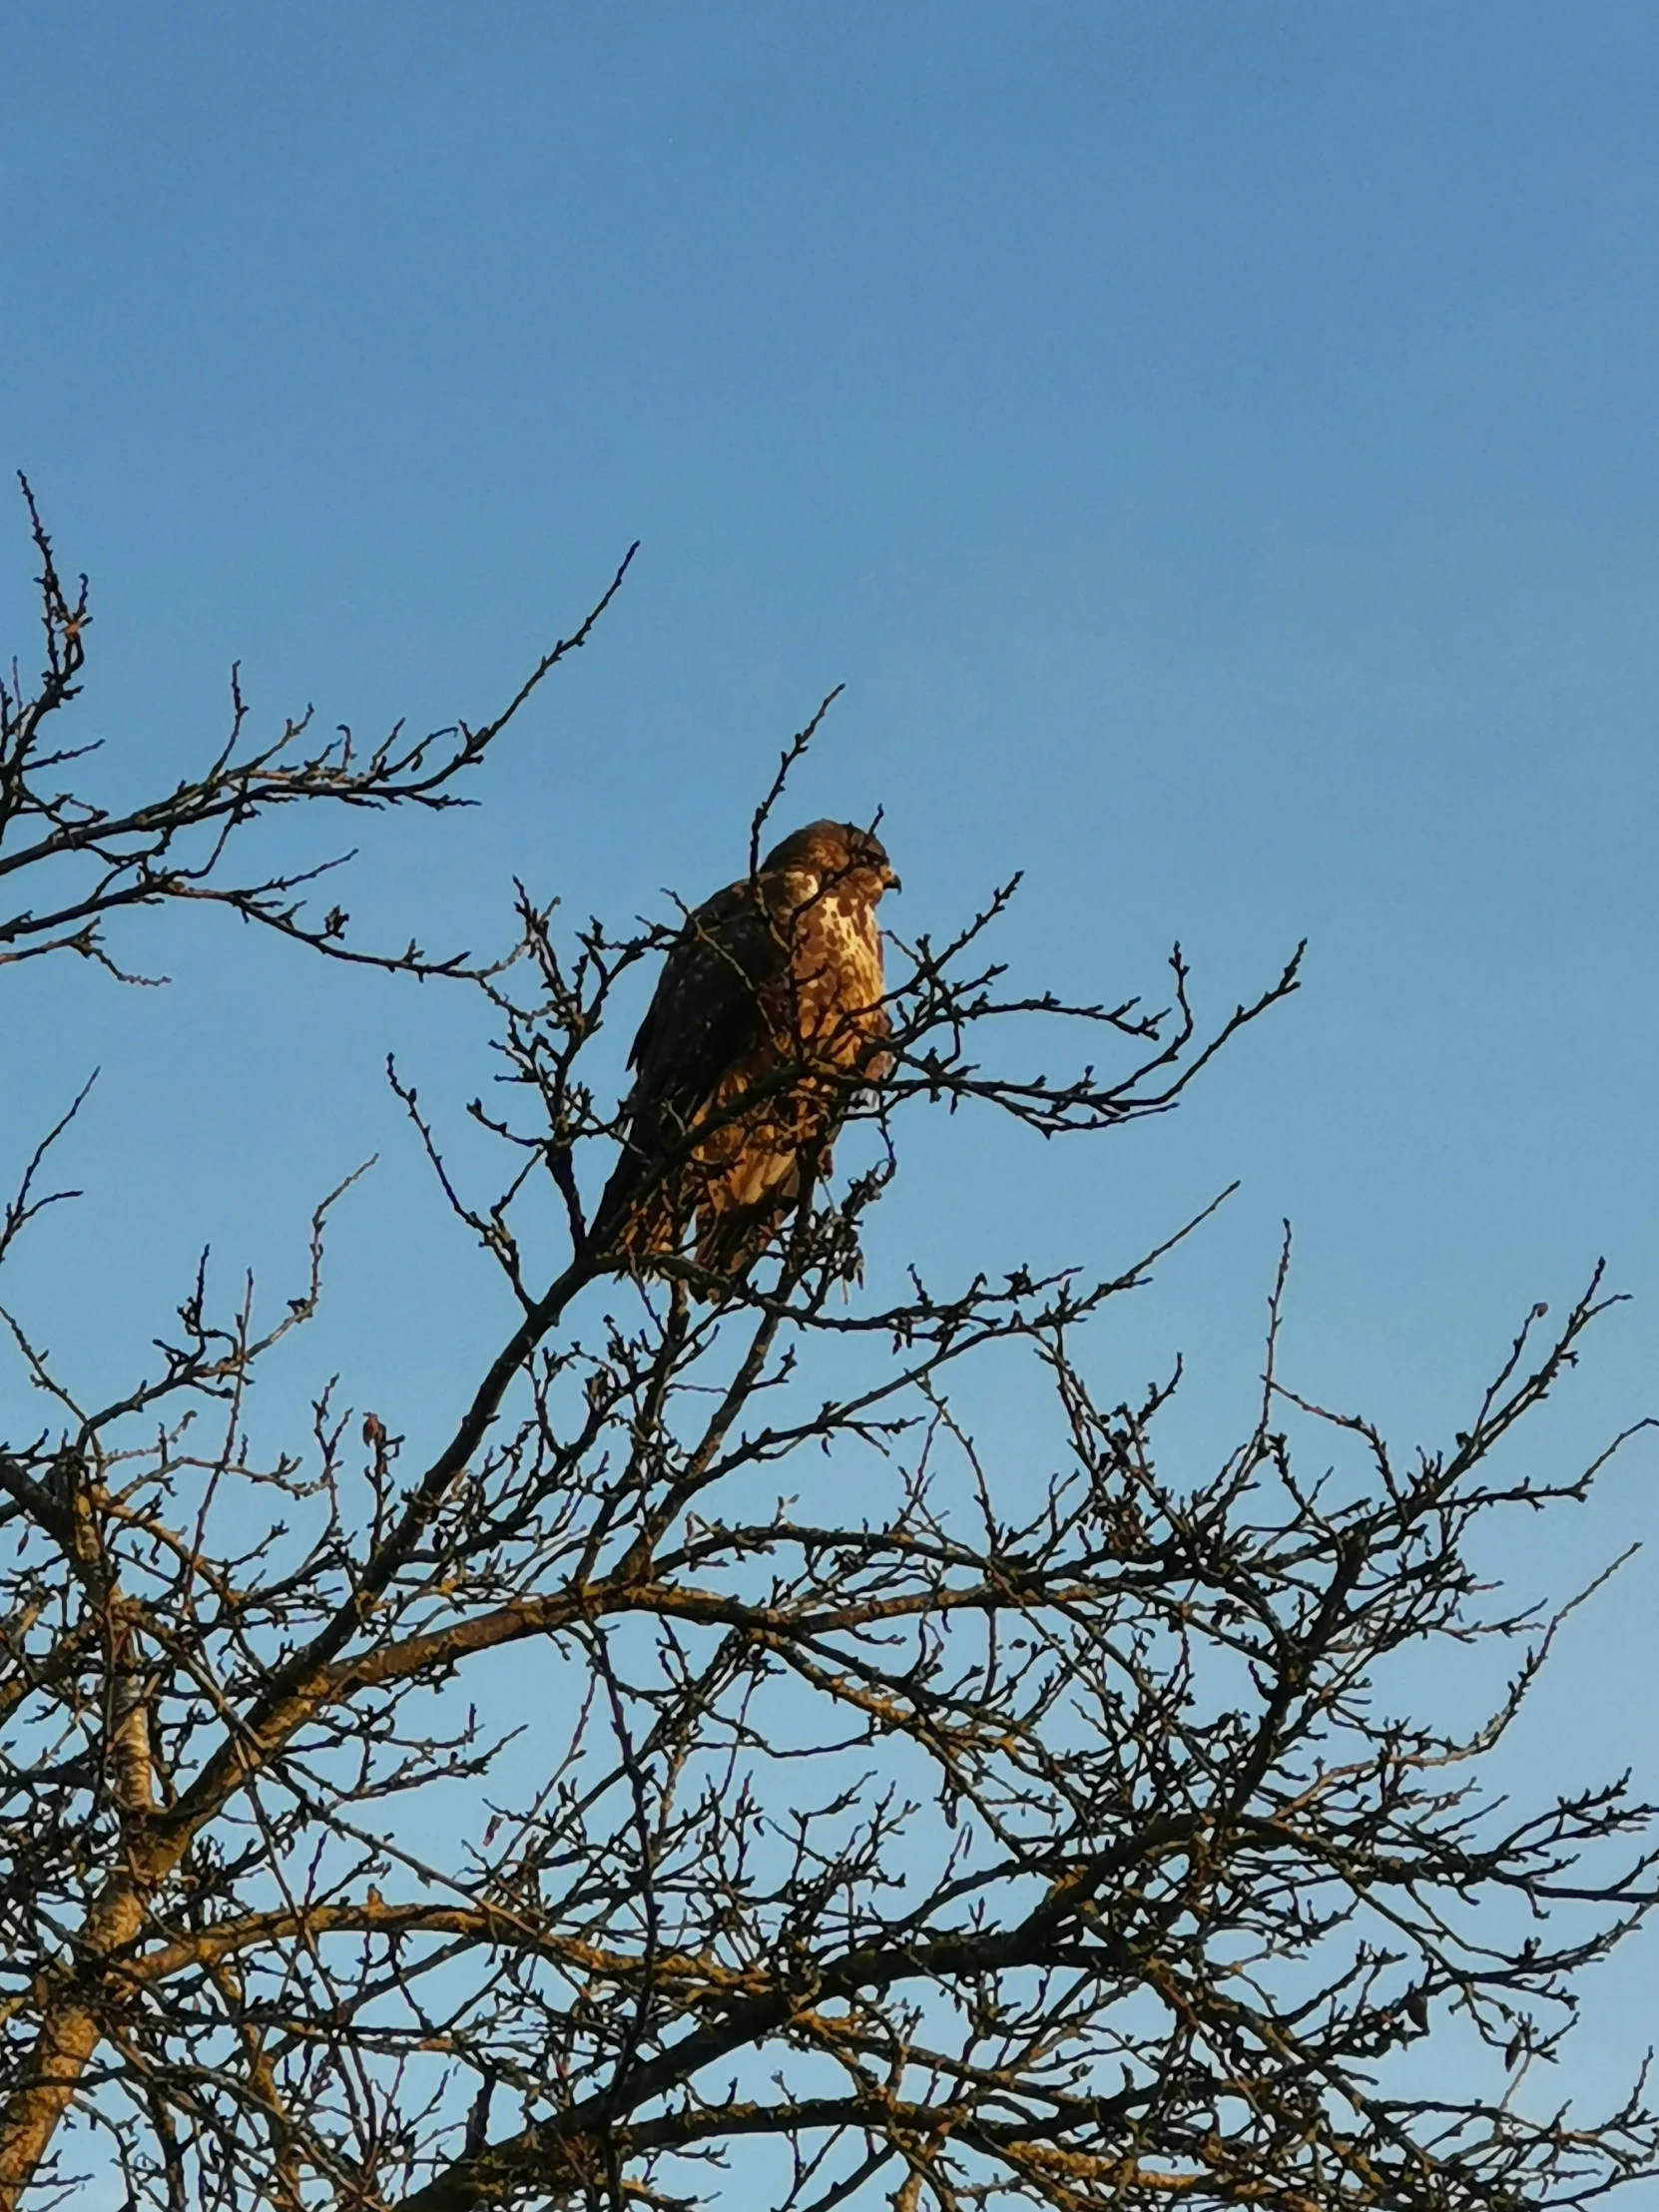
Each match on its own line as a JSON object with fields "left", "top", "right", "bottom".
{"left": 3, "top": 0, "right": 1658, "bottom": 2133}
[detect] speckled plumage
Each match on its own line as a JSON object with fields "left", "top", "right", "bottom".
{"left": 597, "top": 821, "right": 897, "bottom": 1277}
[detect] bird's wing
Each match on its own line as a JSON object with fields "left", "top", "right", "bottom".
{"left": 622, "top": 876, "right": 788, "bottom": 1151}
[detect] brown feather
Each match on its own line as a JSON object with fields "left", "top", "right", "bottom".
{"left": 596, "top": 821, "right": 896, "bottom": 1280}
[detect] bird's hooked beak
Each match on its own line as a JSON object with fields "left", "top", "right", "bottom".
{"left": 881, "top": 864, "right": 902, "bottom": 894}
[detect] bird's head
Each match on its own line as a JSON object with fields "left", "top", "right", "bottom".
{"left": 762, "top": 820, "right": 900, "bottom": 902}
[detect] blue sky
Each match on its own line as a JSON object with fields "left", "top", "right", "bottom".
{"left": 4, "top": 0, "right": 1659, "bottom": 2130}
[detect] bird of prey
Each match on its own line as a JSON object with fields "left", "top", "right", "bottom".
{"left": 595, "top": 819, "right": 899, "bottom": 1277}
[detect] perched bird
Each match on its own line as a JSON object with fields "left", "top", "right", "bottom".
{"left": 595, "top": 820, "right": 899, "bottom": 1278}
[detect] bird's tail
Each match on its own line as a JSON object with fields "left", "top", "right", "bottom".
{"left": 692, "top": 1193, "right": 787, "bottom": 1278}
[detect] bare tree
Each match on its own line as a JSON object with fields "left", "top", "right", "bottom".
{"left": 0, "top": 501, "right": 1654, "bottom": 2212}
{"left": 0, "top": 477, "right": 634, "bottom": 981}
